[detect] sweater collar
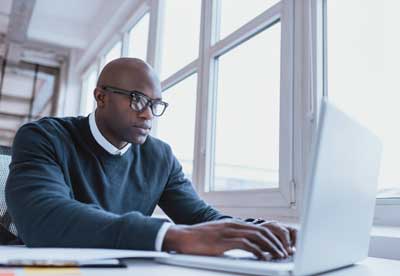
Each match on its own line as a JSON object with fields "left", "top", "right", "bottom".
{"left": 89, "top": 112, "right": 131, "bottom": 156}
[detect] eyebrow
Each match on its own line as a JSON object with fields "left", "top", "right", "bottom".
{"left": 133, "top": 90, "right": 162, "bottom": 101}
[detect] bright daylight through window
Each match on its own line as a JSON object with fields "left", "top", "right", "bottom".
{"left": 326, "top": 0, "right": 399, "bottom": 198}
{"left": 81, "top": 68, "right": 97, "bottom": 116}
{"left": 156, "top": 74, "right": 198, "bottom": 179}
{"left": 103, "top": 41, "right": 122, "bottom": 68}
{"left": 218, "top": 0, "right": 279, "bottom": 39}
{"left": 127, "top": 13, "right": 149, "bottom": 61}
{"left": 160, "top": 0, "right": 201, "bottom": 80}
{"left": 213, "top": 22, "right": 281, "bottom": 191}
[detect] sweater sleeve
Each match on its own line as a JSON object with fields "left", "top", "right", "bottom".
{"left": 158, "top": 145, "right": 231, "bottom": 225}
{"left": 5, "top": 123, "right": 167, "bottom": 250}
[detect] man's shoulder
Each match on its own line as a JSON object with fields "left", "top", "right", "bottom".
{"left": 20, "top": 116, "right": 84, "bottom": 131}
{"left": 141, "top": 135, "right": 173, "bottom": 157}
{"left": 15, "top": 116, "right": 87, "bottom": 144}
{"left": 143, "top": 135, "right": 171, "bottom": 150}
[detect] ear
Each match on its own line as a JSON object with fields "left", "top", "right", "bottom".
{"left": 94, "top": 88, "right": 106, "bottom": 108}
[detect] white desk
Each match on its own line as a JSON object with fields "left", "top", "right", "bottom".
{"left": 5, "top": 257, "right": 398, "bottom": 276}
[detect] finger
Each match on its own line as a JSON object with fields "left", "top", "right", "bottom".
{"left": 224, "top": 229, "right": 285, "bottom": 259}
{"left": 227, "top": 238, "right": 266, "bottom": 261}
{"left": 224, "top": 222, "right": 288, "bottom": 258}
{"left": 265, "top": 223, "right": 292, "bottom": 254}
{"left": 289, "top": 227, "right": 297, "bottom": 248}
{"left": 258, "top": 227, "right": 288, "bottom": 257}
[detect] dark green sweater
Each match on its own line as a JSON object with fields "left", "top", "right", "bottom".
{"left": 5, "top": 116, "right": 227, "bottom": 250}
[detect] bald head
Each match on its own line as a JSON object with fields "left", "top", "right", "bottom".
{"left": 97, "top": 58, "right": 161, "bottom": 94}
{"left": 93, "top": 58, "right": 163, "bottom": 147}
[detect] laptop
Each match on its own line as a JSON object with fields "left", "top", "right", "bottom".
{"left": 156, "top": 98, "right": 383, "bottom": 276}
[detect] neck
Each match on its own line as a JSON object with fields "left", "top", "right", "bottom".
{"left": 95, "top": 110, "right": 128, "bottom": 149}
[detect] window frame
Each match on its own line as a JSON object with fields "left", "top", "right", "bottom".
{"left": 147, "top": 0, "right": 298, "bottom": 216}
{"left": 100, "top": 39, "right": 123, "bottom": 70}
{"left": 121, "top": 3, "right": 150, "bottom": 59}
{"left": 150, "top": 0, "right": 201, "bottom": 139}
{"left": 189, "top": 0, "right": 297, "bottom": 215}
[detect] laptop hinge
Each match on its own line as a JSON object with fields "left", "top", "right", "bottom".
{"left": 289, "top": 179, "right": 296, "bottom": 207}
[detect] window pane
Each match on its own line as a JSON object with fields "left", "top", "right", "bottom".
{"left": 213, "top": 23, "right": 281, "bottom": 191}
{"left": 219, "top": 0, "right": 279, "bottom": 40}
{"left": 81, "top": 69, "right": 97, "bottom": 116}
{"left": 156, "top": 74, "right": 198, "bottom": 179}
{"left": 326, "top": 0, "right": 399, "bottom": 197}
{"left": 127, "top": 13, "right": 149, "bottom": 61}
{"left": 0, "top": 63, "right": 58, "bottom": 146}
{"left": 103, "top": 41, "right": 122, "bottom": 67}
{"left": 31, "top": 70, "right": 56, "bottom": 118}
{"left": 160, "top": 0, "right": 201, "bottom": 80}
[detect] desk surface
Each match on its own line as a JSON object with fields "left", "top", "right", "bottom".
{"left": 2, "top": 257, "right": 399, "bottom": 276}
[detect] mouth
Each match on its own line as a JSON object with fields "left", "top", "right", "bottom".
{"left": 132, "top": 125, "right": 151, "bottom": 135}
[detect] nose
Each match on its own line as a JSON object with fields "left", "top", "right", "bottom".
{"left": 138, "top": 105, "right": 154, "bottom": 120}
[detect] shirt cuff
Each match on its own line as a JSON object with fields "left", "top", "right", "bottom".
{"left": 155, "top": 222, "right": 172, "bottom": 251}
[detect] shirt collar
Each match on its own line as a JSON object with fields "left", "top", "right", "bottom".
{"left": 89, "top": 112, "right": 131, "bottom": 156}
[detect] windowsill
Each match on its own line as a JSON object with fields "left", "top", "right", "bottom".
{"left": 371, "top": 225, "right": 400, "bottom": 238}
{"left": 369, "top": 225, "right": 400, "bottom": 260}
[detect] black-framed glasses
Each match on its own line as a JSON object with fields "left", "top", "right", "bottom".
{"left": 101, "top": 85, "right": 168, "bottom": 117}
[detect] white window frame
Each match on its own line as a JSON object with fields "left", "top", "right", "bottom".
{"left": 99, "top": 38, "right": 123, "bottom": 70}
{"left": 147, "top": 0, "right": 297, "bottom": 218}
{"left": 120, "top": 3, "right": 150, "bottom": 59}
{"left": 309, "top": 0, "right": 400, "bottom": 227}
{"left": 196, "top": 0, "right": 295, "bottom": 216}
{"left": 150, "top": 0, "right": 201, "bottom": 144}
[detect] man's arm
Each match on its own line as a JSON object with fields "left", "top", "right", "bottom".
{"left": 158, "top": 146, "right": 296, "bottom": 259}
{"left": 157, "top": 147, "right": 230, "bottom": 225}
{"left": 5, "top": 123, "right": 167, "bottom": 250}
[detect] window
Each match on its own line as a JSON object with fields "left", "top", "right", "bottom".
{"left": 155, "top": 0, "right": 202, "bottom": 181}
{"left": 156, "top": 74, "right": 198, "bottom": 179}
{"left": 191, "top": 0, "right": 294, "bottom": 209}
{"left": 218, "top": 0, "right": 280, "bottom": 39}
{"left": 160, "top": 0, "right": 201, "bottom": 80}
{"left": 80, "top": 67, "right": 97, "bottom": 116}
{"left": 213, "top": 23, "right": 281, "bottom": 191}
{"left": 103, "top": 41, "right": 122, "bottom": 67}
{"left": 79, "top": 0, "right": 295, "bottom": 213}
{"left": 127, "top": 13, "right": 150, "bottom": 61}
{"left": 0, "top": 63, "right": 59, "bottom": 146}
{"left": 325, "top": 0, "right": 399, "bottom": 198}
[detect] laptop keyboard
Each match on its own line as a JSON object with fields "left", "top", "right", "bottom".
{"left": 268, "top": 255, "right": 294, "bottom": 263}
{"left": 223, "top": 250, "right": 294, "bottom": 263}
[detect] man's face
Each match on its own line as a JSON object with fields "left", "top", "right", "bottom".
{"left": 104, "top": 82, "right": 162, "bottom": 145}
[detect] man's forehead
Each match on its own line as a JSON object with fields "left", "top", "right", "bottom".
{"left": 98, "top": 58, "right": 161, "bottom": 91}
{"left": 132, "top": 84, "right": 162, "bottom": 100}
{"left": 99, "top": 59, "right": 162, "bottom": 99}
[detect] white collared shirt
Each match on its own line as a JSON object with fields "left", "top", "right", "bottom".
{"left": 89, "top": 112, "right": 131, "bottom": 155}
{"left": 88, "top": 112, "right": 171, "bottom": 251}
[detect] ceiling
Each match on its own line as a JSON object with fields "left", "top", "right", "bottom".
{"left": 0, "top": 0, "right": 127, "bottom": 146}
{"left": 1, "top": 0, "right": 126, "bottom": 49}
{"left": 28, "top": 0, "right": 126, "bottom": 49}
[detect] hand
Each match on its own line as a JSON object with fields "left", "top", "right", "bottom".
{"left": 162, "top": 219, "right": 289, "bottom": 260}
{"left": 259, "top": 221, "right": 297, "bottom": 255}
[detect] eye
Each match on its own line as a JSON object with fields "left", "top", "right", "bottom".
{"left": 131, "top": 94, "right": 141, "bottom": 103}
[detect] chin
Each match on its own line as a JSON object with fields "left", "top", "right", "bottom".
{"left": 130, "top": 135, "right": 148, "bottom": 145}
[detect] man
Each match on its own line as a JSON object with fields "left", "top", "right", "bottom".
{"left": 6, "top": 58, "right": 295, "bottom": 260}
